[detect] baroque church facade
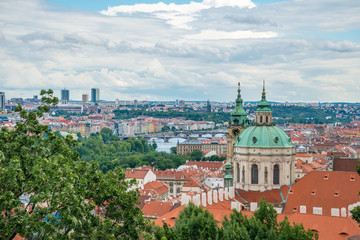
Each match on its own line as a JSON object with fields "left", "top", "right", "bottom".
{"left": 227, "top": 82, "right": 296, "bottom": 192}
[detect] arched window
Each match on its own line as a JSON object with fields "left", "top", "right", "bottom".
{"left": 266, "top": 116, "right": 268, "bottom": 123}
{"left": 237, "top": 163, "right": 240, "bottom": 183}
{"left": 273, "top": 165, "right": 279, "bottom": 185}
{"left": 251, "top": 164, "right": 258, "bottom": 184}
{"left": 260, "top": 116, "right": 263, "bottom": 123}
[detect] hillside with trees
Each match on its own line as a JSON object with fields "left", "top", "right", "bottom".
{"left": 113, "top": 105, "right": 341, "bottom": 125}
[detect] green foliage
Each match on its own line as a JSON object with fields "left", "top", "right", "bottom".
{"left": 113, "top": 106, "right": 342, "bottom": 124}
{"left": 351, "top": 205, "right": 360, "bottom": 223}
{"left": 0, "top": 90, "right": 152, "bottom": 239}
{"left": 190, "top": 149, "right": 203, "bottom": 161}
{"left": 75, "top": 134, "right": 186, "bottom": 172}
{"left": 155, "top": 199, "right": 317, "bottom": 240}
{"left": 155, "top": 203, "right": 220, "bottom": 240}
{"left": 170, "top": 146, "right": 177, "bottom": 154}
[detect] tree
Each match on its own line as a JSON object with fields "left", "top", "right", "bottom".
{"left": 0, "top": 90, "right": 152, "bottom": 239}
{"left": 170, "top": 146, "right": 177, "bottom": 154}
{"left": 155, "top": 203, "right": 220, "bottom": 240}
{"left": 161, "top": 126, "right": 170, "bottom": 132}
{"left": 190, "top": 149, "right": 203, "bottom": 161}
{"left": 155, "top": 199, "right": 317, "bottom": 240}
{"left": 152, "top": 140, "right": 158, "bottom": 151}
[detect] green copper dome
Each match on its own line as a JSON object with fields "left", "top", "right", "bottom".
{"left": 234, "top": 125, "right": 294, "bottom": 148}
{"left": 230, "top": 82, "right": 249, "bottom": 126}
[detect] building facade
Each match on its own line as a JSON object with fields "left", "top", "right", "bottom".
{"left": 177, "top": 140, "right": 227, "bottom": 155}
{"left": 91, "top": 88, "right": 100, "bottom": 103}
{"left": 231, "top": 82, "right": 296, "bottom": 191}
{"left": 0, "top": 92, "right": 5, "bottom": 111}
{"left": 82, "top": 94, "right": 89, "bottom": 103}
{"left": 61, "top": 89, "right": 69, "bottom": 104}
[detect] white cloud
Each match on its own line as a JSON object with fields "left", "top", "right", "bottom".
{"left": 101, "top": 0, "right": 255, "bottom": 29}
{"left": 185, "top": 30, "right": 278, "bottom": 40}
{"left": 0, "top": 0, "right": 359, "bottom": 102}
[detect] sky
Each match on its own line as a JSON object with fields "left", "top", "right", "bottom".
{"left": 0, "top": 0, "right": 359, "bottom": 102}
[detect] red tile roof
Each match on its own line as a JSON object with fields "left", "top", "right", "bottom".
{"left": 284, "top": 171, "right": 360, "bottom": 217}
{"left": 125, "top": 169, "right": 149, "bottom": 179}
{"left": 155, "top": 203, "right": 360, "bottom": 240}
{"left": 278, "top": 213, "right": 360, "bottom": 240}
{"left": 142, "top": 201, "right": 180, "bottom": 218}
{"left": 235, "top": 186, "right": 289, "bottom": 204}
{"left": 142, "top": 181, "right": 168, "bottom": 195}
{"left": 184, "top": 161, "right": 224, "bottom": 171}
{"left": 183, "top": 179, "right": 202, "bottom": 188}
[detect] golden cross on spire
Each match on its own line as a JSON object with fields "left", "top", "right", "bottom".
{"left": 238, "top": 82, "right": 241, "bottom": 93}
{"left": 262, "top": 80, "right": 266, "bottom": 95}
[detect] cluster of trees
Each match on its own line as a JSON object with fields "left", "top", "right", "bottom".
{"left": 75, "top": 129, "right": 186, "bottom": 172}
{"left": 0, "top": 90, "right": 152, "bottom": 239}
{"left": 155, "top": 200, "right": 318, "bottom": 240}
{"left": 188, "top": 149, "right": 226, "bottom": 162}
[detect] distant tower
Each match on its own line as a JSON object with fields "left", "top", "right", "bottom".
{"left": 224, "top": 160, "right": 233, "bottom": 188}
{"left": 0, "top": 92, "right": 5, "bottom": 111}
{"left": 82, "top": 94, "right": 89, "bottom": 103}
{"left": 206, "top": 99, "right": 211, "bottom": 112}
{"left": 61, "top": 89, "right": 70, "bottom": 104}
{"left": 85, "top": 122, "right": 91, "bottom": 137}
{"left": 91, "top": 88, "right": 100, "bottom": 103}
{"left": 134, "top": 100, "right": 138, "bottom": 108}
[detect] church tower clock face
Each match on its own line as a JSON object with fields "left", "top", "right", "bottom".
{"left": 232, "top": 128, "right": 240, "bottom": 136}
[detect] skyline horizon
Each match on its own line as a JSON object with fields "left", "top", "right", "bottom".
{"left": 1, "top": 0, "right": 359, "bottom": 102}
{"left": 2, "top": 88, "right": 359, "bottom": 104}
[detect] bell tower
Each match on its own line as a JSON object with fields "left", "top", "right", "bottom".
{"left": 254, "top": 80, "right": 273, "bottom": 126}
{"left": 227, "top": 82, "right": 249, "bottom": 159}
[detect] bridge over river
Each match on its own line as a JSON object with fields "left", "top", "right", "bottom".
{"left": 140, "top": 128, "right": 227, "bottom": 142}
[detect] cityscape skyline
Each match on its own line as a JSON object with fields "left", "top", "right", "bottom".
{"left": 0, "top": 0, "right": 359, "bottom": 102}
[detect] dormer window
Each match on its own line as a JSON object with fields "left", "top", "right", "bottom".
{"left": 324, "top": 175, "right": 328, "bottom": 180}
{"left": 311, "top": 190, "right": 316, "bottom": 195}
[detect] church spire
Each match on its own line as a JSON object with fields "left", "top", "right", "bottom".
{"left": 255, "top": 80, "right": 272, "bottom": 125}
{"left": 230, "top": 82, "right": 248, "bottom": 126}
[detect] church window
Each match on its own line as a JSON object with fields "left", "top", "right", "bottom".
{"left": 266, "top": 116, "right": 268, "bottom": 123}
{"left": 260, "top": 116, "right": 263, "bottom": 123}
{"left": 273, "top": 165, "right": 279, "bottom": 185}
{"left": 237, "top": 163, "right": 240, "bottom": 183}
{"left": 242, "top": 166, "right": 245, "bottom": 183}
{"left": 251, "top": 165, "right": 258, "bottom": 184}
{"left": 264, "top": 167, "right": 268, "bottom": 184}
{"left": 234, "top": 118, "right": 239, "bottom": 124}
{"left": 252, "top": 137, "right": 257, "bottom": 144}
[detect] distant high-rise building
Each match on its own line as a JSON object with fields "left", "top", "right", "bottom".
{"left": 91, "top": 88, "right": 100, "bottom": 103}
{"left": 179, "top": 100, "right": 185, "bottom": 108}
{"left": 134, "top": 99, "right": 138, "bottom": 108}
{"left": 61, "top": 89, "right": 70, "bottom": 104}
{"left": 0, "top": 92, "right": 5, "bottom": 111}
{"left": 82, "top": 94, "right": 89, "bottom": 103}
